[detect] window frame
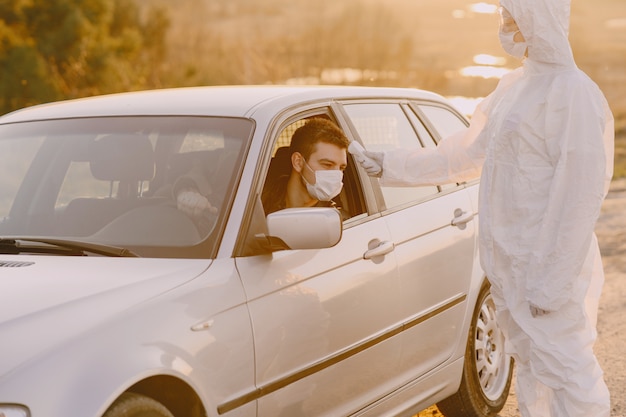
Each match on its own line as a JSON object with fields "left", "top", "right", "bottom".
{"left": 337, "top": 99, "right": 444, "bottom": 213}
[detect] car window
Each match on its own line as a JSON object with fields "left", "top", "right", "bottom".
{"left": 342, "top": 103, "right": 439, "bottom": 209}
{"left": 261, "top": 113, "right": 366, "bottom": 221}
{"left": 0, "top": 135, "right": 43, "bottom": 221}
{"left": 404, "top": 104, "right": 459, "bottom": 191}
{"left": 416, "top": 104, "right": 468, "bottom": 143}
{"left": 402, "top": 104, "right": 437, "bottom": 149}
{"left": 0, "top": 116, "right": 253, "bottom": 258}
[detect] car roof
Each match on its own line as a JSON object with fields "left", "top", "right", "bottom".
{"left": 0, "top": 85, "right": 448, "bottom": 123}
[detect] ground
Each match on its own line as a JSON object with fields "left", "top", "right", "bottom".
{"left": 417, "top": 178, "right": 626, "bottom": 417}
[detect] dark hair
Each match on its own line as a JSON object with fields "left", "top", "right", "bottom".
{"left": 289, "top": 118, "right": 349, "bottom": 160}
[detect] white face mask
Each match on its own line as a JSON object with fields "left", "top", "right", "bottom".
{"left": 499, "top": 29, "right": 527, "bottom": 59}
{"left": 302, "top": 161, "right": 343, "bottom": 201}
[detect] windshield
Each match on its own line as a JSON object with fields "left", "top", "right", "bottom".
{"left": 0, "top": 116, "right": 253, "bottom": 258}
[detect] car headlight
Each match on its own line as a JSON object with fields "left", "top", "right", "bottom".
{"left": 0, "top": 405, "right": 30, "bottom": 417}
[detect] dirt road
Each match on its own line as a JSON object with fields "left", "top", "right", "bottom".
{"left": 418, "top": 178, "right": 626, "bottom": 417}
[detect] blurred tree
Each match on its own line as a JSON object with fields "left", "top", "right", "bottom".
{"left": 0, "top": 18, "right": 59, "bottom": 112}
{"left": 143, "top": 0, "right": 392, "bottom": 86}
{"left": 0, "top": 0, "right": 170, "bottom": 114}
{"left": 310, "top": 1, "right": 416, "bottom": 86}
{"left": 166, "top": 0, "right": 417, "bottom": 87}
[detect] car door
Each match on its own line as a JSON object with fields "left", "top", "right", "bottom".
{"left": 341, "top": 100, "right": 478, "bottom": 385}
{"left": 231, "top": 107, "right": 406, "bottom": 417}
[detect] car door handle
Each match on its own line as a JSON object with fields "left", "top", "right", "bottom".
{"left": 451, "top": 209, "right": 474, "bottom": 228}
{"left": 363, "top": 239, "right": 395, "bottom": 260}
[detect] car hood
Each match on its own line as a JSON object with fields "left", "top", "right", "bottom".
{"left": 0, "top": 255, "right": 211, "bottom": 376}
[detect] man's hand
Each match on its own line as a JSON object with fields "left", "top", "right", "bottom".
{"left": 530, "top": 304, "right": 551, "bottom": 317}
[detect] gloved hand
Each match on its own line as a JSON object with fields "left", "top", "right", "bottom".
{"left": 177, "top": 189, "right": 218, "bottom": 220}
{"left": 530, "top": 304, "right": 551, "bottom": 317}
{"left": 360, "top": 150, "right": 384, "bottom": 177}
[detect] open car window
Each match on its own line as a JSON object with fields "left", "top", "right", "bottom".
{"left": 261, "top": 113, "right": 367, "bottom": 222}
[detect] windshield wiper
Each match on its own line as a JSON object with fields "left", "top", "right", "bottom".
{"left": 0, "top": 238, "right": 138, "bottom": 257}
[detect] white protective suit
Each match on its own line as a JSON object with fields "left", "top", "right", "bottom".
{"left": 378, "top": 0, "right": 614, "bottom": 415}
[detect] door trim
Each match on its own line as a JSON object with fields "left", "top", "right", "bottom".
{"left": 217, "top": 293, "right": 467, "bottom": 414}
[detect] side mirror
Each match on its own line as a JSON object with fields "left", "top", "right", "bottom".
{"left": 262, "top": 207, "right": 342, "bottom": 250}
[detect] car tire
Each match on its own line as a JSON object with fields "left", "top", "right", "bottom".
{"left": 103, "top": 392, "right": 175, "bottom": 417}
{"left": 436, "top": 280, "right": 514, "bottom": 417}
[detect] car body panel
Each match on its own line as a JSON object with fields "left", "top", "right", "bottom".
{"left": 388, "top": 189, "right": 476, "bottom": 378}
{"left": 236, "top": 216, "right": 400, "bottom": 416}
{"left": 1, "top": 257, "right": 212, "bottom": 373}
{"left": 0, "top": 258, "right": 253, "bottom": 417}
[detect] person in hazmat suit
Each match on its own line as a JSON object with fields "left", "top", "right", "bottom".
{"left": 355, "top": 0, "right": 614, "bottom": 415}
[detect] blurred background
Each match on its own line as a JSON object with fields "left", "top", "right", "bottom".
{"left": 1, "top": 0, "right": 624, "bottom": 173}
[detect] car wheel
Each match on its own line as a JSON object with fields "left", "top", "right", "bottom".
{"left": 103, "top": 392, "right": 175, "bottom": 417}
{"left": 436, "top": 280, "right": 514, "bottom": 417}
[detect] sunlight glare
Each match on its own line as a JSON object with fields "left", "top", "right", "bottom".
{"left": 452, "top": 9, "right": 466, "bottom": 19}
{"left": 285, "top": 68, "right": 398, "bottom": 85}
{"left": 460, "top": 66, "right": 511, "bottom": 79}
{"left": 469, "top": 2, "right": 498, "bottom": 14}
{"left": 473, "top": 54, "right": 507, "bottom": 66}
{"left": 605, "top": 18, "right": 626, "bottom": 30}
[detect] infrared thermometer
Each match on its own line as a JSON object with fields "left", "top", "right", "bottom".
{"left": 348, "top": 141, "right": 371, "bottom": 164}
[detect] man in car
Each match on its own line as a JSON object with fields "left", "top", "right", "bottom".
{"left": 262, "top": 117, "right": 349, "bottom": 216}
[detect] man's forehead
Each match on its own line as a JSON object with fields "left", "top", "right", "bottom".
{"left": 312, "top": 141, "right": 346, "bottom": 153}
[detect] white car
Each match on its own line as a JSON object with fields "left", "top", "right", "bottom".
{"left": 0, "top": 86, "right": 513, "bottom": 417}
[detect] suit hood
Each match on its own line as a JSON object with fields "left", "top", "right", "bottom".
{"left": 500, "top": 0, "right": 576, "bottom": 68}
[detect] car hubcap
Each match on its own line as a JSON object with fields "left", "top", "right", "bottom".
{"left": 474, "top": 293, "right": 511, "bottom": 401}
